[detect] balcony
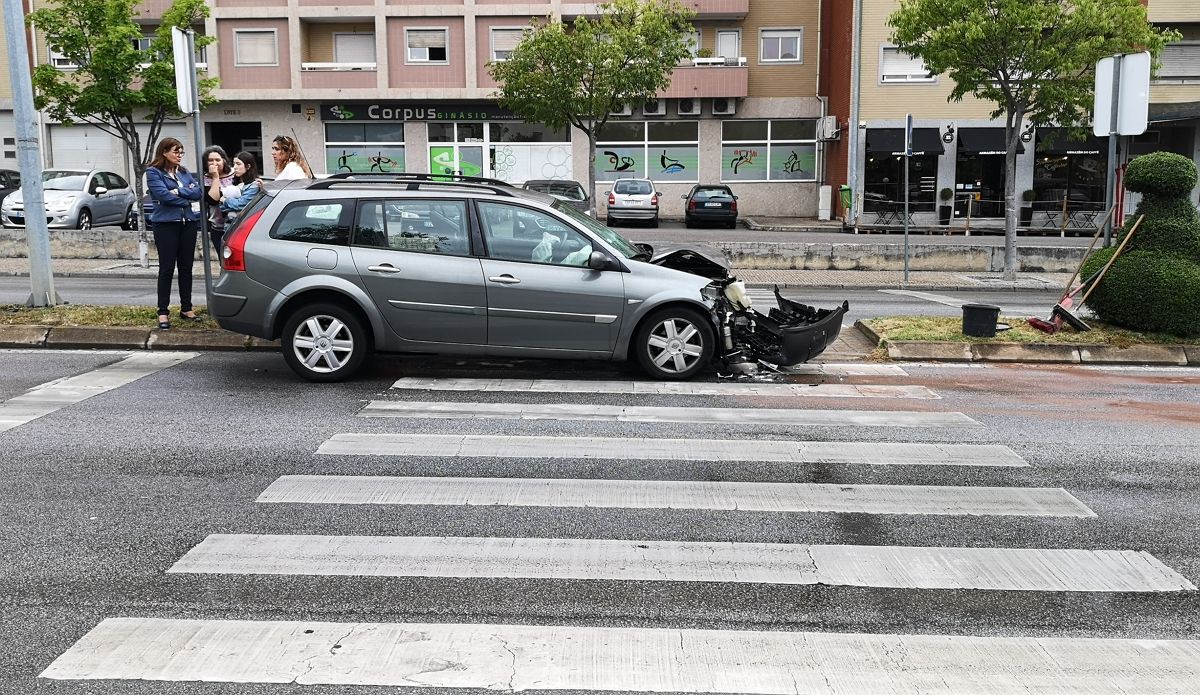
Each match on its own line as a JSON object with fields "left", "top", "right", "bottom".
{"left": 301, "top": 64, "right": 377, "bottom": 89}
{"left": 659, "top": 61, "right": 748, "bottom": 99}
{"left": 563, "top": 0, "right": 747, "bottom": 20}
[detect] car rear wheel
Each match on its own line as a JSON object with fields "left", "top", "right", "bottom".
{"left": 121, "top": 205, "right": 135, "bottom": 230}
{"left": 634, "top": 306, "right": 714, "bottom": 380}
{"left": 77, "top": 209, "right": 92, "bottom": 230}
{"left": 648, "top": 215, "right": 659, "bottom": 228}
{"left": 281, "top": 302, "right": 368, "bottom": 382}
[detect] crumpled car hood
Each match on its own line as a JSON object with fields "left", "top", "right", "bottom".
{"left": 644, "top": 242, "right": 731, "bottom": 279}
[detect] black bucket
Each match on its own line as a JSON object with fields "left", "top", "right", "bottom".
{"left": 962, "top": 303, "right": 1001, "bottom": 338}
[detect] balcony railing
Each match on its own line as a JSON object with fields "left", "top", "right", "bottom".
{"left": 691, "top": 56, "right": 747, "bottom": 67}
{"left": 660, "top": 63, "right": 748, "bottom": 99}
{"left": 564, "top": 0, "right": 747, "bottom": 20}
{"left": 301, "top": 62, "right": 377, "bottom": 71}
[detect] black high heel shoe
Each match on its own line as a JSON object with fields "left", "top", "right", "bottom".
{"left": 158, "top": 315, "right": 171, "bottom": 330}
{"left": 178, "top": 310, "right": 200, "bottom": 322}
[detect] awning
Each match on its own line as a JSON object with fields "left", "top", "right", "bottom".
{"left": 956, "top": 127, "right": 1024, "bottom": 155}
{"left": 865, "top": 128, "right": 945, "bottom": 156}
{"left": 1149, "top": 101, "right": 1200, "bottom": 123}
{"left": 1035, "top": 128, "right": 1106, "bottom": 156}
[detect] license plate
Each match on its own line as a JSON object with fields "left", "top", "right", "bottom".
{"left": 704, "top": 202, "right": 722, "bottom": 207}
{"left": 628, "top": 200, "right": 644, "bottom": 206}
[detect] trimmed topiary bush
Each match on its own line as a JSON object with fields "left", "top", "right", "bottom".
{"left": 1083, "top": 151, "right": 1200, "bottom": 338}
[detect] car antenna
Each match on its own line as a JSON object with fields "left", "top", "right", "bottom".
{"left": 290, "top": 127, "right": 314, "bottom": 176}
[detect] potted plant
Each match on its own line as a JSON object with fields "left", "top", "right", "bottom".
{"left": 938, "top": 187, "right": 953, "bottom": 225}
{"left": 696, "top": 48, "right": 713, "bottom": 59}
{"left": 1020, "top": 189, "right": 1035, "bottom": 226}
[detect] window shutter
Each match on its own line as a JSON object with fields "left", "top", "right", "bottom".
{"left": 409, "top": 30, "right": 447, "bottom": 49}
{"left": 492, "top": 29, "right": 522, "bottom": 54}
{"left": 1159, "top": 44, "right": 1200, "bottom": 79}
{"left": 237, "top": 31, "right": 277, "bottom": 65}
{"left": 881, "top": 46, "right": 931, "bottom": 81}
{"left": 334, "top": 33, "right": 376, "bottom": 63}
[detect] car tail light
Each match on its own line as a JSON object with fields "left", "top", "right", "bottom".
{"left": 731, "top": 199, "right": 738, "bottom": 212}
{"left": 687, "top": 199, "right": 697, "bottom": 210}
{"left": 221, "top": 208, "right": 264, "bottom": 272}
{"left": 651, "top": 194, "right": 658, "bottom": 207}
{"left": 607, "top": 192, "right": 615, "bottom": 205}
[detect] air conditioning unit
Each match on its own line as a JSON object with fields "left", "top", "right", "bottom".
{"left": 677, "top": 98, "right": 700, "bottom": 116}
{"left": 711, "top": 97, "right": 736, "bottom": 116}
{"left": 642, "top": 100, "right": 665, "bottom": 117}
{"left": 610, "top": 104, "right": 632, "bottom": 117}
{"left": 817, "top": 115, "right": 841, "bottom": 141}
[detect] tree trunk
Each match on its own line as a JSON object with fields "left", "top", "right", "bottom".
{"left": 133, "top": 163, "right": 149, "bottom": 269}
{"left": 587, "top": 129, "right": 598, "bottom": 219}
{"left": 1002, "top": 110, "right": 1024, "bottom": 281}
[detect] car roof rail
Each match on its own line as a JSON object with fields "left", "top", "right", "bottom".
{"left": 306, "top": 172, "right": 518, "bottom": 195}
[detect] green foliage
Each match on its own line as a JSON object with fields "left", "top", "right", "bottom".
{"left": 1123, "top": 151, "right": 1198, "bottom": 198}
{"left": 939, "top": 187, "right": 953, "bottom": 201}
{"left": 488, "top": 0, "right": 695, "bottom": 213}
{"left": 1080, "top": 249, "right": 1200, "bottom": 338}
{"left": 1021, "top": 189, "right": 1035, "bottom": 203}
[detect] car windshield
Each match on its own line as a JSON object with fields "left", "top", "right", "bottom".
{"left": 614, "top": 180, "right": 652, "bottom": 195}
{"left": 554, "top": 201, "right": 644, "bottom": 260}
{"left": 42, "top": 170, "right": 87, "bottom": 191}
{"left": 529, "top": 182, "right": 586, "bottom": 201}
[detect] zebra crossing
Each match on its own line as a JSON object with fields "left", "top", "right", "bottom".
{"left": 41, "top": 365, "right": 1200, "bottom": 691}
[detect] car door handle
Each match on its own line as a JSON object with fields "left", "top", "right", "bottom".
{"left": 367, "top": 264, "right": 402, "bottom": 274}
{"left": 488, "top": 275, "right": 521, "bottom": 285}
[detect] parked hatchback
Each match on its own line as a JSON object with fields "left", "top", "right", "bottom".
{"left": 1, "top": 169, "right": 136, "bottom": 230}
{"left": 605, "top": 177, "right": 659, "bottom": 227}
{"left": 212, "top": 173, "right": 846, "bottom": 383}
{"left": 521, "top": 179, "right": 590, "bottom": 215}
{"left": 0, "top": 169, "right": 20, "bottom": 208}
{"left": 683, "top": 184, "right": 738, "bottom": 229}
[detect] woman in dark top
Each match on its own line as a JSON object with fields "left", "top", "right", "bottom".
{"left": 145, "top": 137, "right": 202, "bottom": 330}
{"left": 202, "top": 145, "right": 234, "bottom": 253}
{"left": 220, "top": 151, "right": 264, "bottom": 230}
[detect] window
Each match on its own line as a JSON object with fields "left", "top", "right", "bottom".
{"left": 234, "top": 30, "right": 278, "bottom": 67}
{"left": 721, "top": 119, "right": 817, "bottom": 182}
{"left": 760, "top": 29, "right": 801, "bottom": 63}
{"left": 270, "top": 201, "right": 351, "bottom": 245}
{"left": 716, "top": 30, "right": 740, "bottom": 59}
{"left": 1156, "top": 42, "right": 1200, "bottom": 81}
{"left": 47, "top": 48, "right": 77, "bottom": 69}
{"left": 479, "top": 202, "right": 593, "bottom": 267}
{"left": 880, "top": 46, "right": 934, "bottom": 83}
{"left": 594, "top": 121, "right": 699, "bottom": 182}
{"left": 491, "top": 28, "right": 523, "bottom": 62}
{"left": 103, "top": 173, "right": 128, "bottom": 189}
{"left": 687, "top": 30, "right": 702, "bottom": 57}
{"left": 326, "top": 123, "right": 404, "bottom": 174}
{"left": 333, "top": 33, "right": 376, "bottom": 64}
{"left": 354, "top": 200, "right": 469, "bottom": 256}
{"left": 407, "top": 28, "right": 448, "bottom": 63}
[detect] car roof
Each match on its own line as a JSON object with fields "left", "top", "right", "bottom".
{"left": 267, "top": 174, "right": 561, "bottom": 208}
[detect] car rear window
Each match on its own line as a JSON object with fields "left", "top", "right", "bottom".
{"left": 614, "top": 180, "right": 652, "bottom": 195}
{"left": 528, "top": 182, "right": 586, "bottom": 201}
{"left": 692, "top": 187, "right": 731, "bottom": 201}
{"left": 269, "top": 200, "right": 351, "bottom": 246}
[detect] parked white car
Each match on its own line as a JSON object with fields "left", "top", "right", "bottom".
{"left": 1, "top": 169, "right": 137, "bottom": 230}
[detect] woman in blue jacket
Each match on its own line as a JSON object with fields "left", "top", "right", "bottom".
{"left": 146, "top": 137, "right": 202, "bottom": 330}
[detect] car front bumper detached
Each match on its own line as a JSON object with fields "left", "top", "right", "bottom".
{"left": 712, "top": 281, "right": 848, "bottom": 367}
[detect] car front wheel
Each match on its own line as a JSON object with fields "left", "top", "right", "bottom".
{"left": 633, "top": 306, "right": 714, "bottom": 380}
{"left": 281, "top": 302, "right": 369, "bottom": 382}
{"left": 77, "top": 209, "right": 92, "bottom": 230}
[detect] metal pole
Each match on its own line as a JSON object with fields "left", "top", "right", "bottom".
{"left": 903, "top": 157, "right": 910, "bottom": 285}
{"left": 1102, "top": 54, "right": 1122, "bottom": 248}
{"left": 846, "top": 0, "right": 863, "bottom": 227}
{"left": 4, "top": 0, "right": 61, "bottom": 306}
{"left": 184, "top": 30, "right": 214, "bottom": 306}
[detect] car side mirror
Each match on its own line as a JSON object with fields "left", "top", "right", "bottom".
{"left": 733, "top": 195, "right": 738, "bottom": 200}
{"left": 604, "top": 190, "right": 611, "bottom": 196}
{"left": 680, "top": 194, "right": 688, "bottom": 199}
{"left": 94, "top": 187, "right": 108, "bottom": 196}
{"left": 587, "top": 251, "right": 618, "bottom": 271}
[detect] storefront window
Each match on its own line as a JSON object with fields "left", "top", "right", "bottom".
{"left": 1033, "top": 130, "right": 1106, "bottom": 212}
{"left": 864, "top": 154, "right": 937, "bottom": 209}
{"left": 595, "top": 122, "right": 699, "bottom": 182}
{"left": 427, "top": 121, "right": 571, "bottom": 183}
{"left": 325, "top": 123, "right": 405, "bottom": 174}
{"left": 490, "top": 122, "right": 568, "bottom": 143}
{"left": 721, "top": 119, "right": 817, "bottom": 182}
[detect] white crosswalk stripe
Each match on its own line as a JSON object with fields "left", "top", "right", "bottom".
{"left": 44, "top": 367, "right": 1200, "bottom": 692}
{"left": 41, "top": 617, "right": 1200, "bottom": 692}
{"left": 359, "top": 400, "right": 982, "bottom": 427}
{"left": 317, "top": 433, "right": 1029, "bottom": 466}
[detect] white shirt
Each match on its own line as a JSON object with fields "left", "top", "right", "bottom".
{"left": 275, "top": 161, "right": 309, "bottom": 180}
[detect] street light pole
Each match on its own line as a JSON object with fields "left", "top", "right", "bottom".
{"left": 3, "top": 0, "right": 61, "bottom": 306}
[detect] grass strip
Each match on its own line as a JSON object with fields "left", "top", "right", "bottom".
{"left": 0, "top": 304, "right": 219, "bottom": 330}
{"left": 863, "top": 316, "right": 1190, "bottom": 348}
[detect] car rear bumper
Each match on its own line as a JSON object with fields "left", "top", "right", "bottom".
{"left": 606, "top": 208, "right": 658, "bottom": 221}
{"left": 686, "top": 209, "right": 737, "bottom": 222}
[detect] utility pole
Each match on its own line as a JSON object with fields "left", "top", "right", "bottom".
{"left": 4, "top": 0, "right": 61, "bottom": 306}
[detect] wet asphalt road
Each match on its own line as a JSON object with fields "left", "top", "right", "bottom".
{"left": 1, "top": 351, "right": 1198, "bottom": 693}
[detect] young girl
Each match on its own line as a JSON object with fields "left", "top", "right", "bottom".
{"left": 270, "top": 135, "right": 312, "bottom": 180}
{"left": 202, "top": 145, "right": 234, "bottom": 252}
{"left": 146, "top": 137, "right": 202, "bottom": 330}
{"left": 220, "top": 151, "right": 263, "bottom": 232}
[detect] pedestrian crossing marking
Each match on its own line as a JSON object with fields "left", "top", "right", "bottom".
{"left": 258, "top": 475, "right": 1094, "bottom": 517}
{"left": 0, "top": 352, "right": 197, "bottom": 432}
{"left": 389, "top": 377, "right": 939, "bottom": 399}
{"left": 359, "top": 401, "right": 982, "bottom": 428}
{"left": 317, "top": 434, "right": 1027, "bottom": 466}
{"left": 168, "top": 534, "right": 1194, "bottom": 592}
{"left": 779, "top": 363, "right": 908, "bottom": 376}
{"left": 41, "top": 618, "right": 1200, "bottom": 692}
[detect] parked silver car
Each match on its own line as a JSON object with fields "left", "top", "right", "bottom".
{"left": 212, "top": 173, "right": 846, "bottom": 382}
{"left": 605, "top": 177, "right": 660, "bottom": 227}
{"left": 521, "top": 179, "right": 590, "bottom": 215}
{"left": 1, "top": 169, "right": 137, "bottom": 230}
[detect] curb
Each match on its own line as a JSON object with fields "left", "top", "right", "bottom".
{"left": 742, "top": 219, "right": 849, "bottom": 233}
{"left": 0, "top": 325, "right": 279, "bottom": 351}
{"left": 852, "top": 322, "right": 1199, "bottom": 366}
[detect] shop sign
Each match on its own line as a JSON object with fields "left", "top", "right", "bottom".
{"left": 321, "top": 103, "right": 522, "bottom": 122}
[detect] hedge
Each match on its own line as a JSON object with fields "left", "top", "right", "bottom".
{"left": 1124, "top": 152, "right": 1198, "bottom": 197}
{"left": 1081, "top": 249, "right": 1200, "bottom": 338}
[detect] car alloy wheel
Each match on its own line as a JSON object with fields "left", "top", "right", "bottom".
{"left": 122, "top": 205, "right": 135, "bottom": 230}
{"left": 77, "top": 210, "right": 92, "bottom": 230}
{"left": 281, "top": 302, "right": 368, "bottom": 382}
{"left": 635, "top": 307, "right": 713, "bottom": 380}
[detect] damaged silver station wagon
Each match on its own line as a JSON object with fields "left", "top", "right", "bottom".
{"left": 211, "top": 174, "right": 848, "bottom": 382}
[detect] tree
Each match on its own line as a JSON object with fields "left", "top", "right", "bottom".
{"left": 488, "top": 0, "right": 695, "bottom": 215}
{"left": 888, "top": 0, "right": 1177, "bottom": 279}
{"left": 29, "top": 0, "right": 218, "bottom": 267}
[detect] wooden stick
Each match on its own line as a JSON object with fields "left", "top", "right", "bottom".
{"left": 1078, "top": 214, "right": 1143, "bottom": 308}
{"left": 1060, "top": 206, "right": 1115, "bottom": 299}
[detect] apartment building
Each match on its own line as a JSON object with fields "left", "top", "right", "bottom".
{"left": 0, "top": 0, "right": 825, "bottom": 217}
{"left": 820, "top": 0, "right": 1200, "bottom": 226}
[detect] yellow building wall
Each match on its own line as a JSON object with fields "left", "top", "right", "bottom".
{"left": 695, "top": 0, "right": 818, "bottom": 97}
{"left": 1147, "top": 0, "right": 1197, "bottom": 23}
{"left": 0, "top": 19, "right": 11, "bottom": 100}
{"left": 302, "top": 23, "right": 375, "bottom": 63}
